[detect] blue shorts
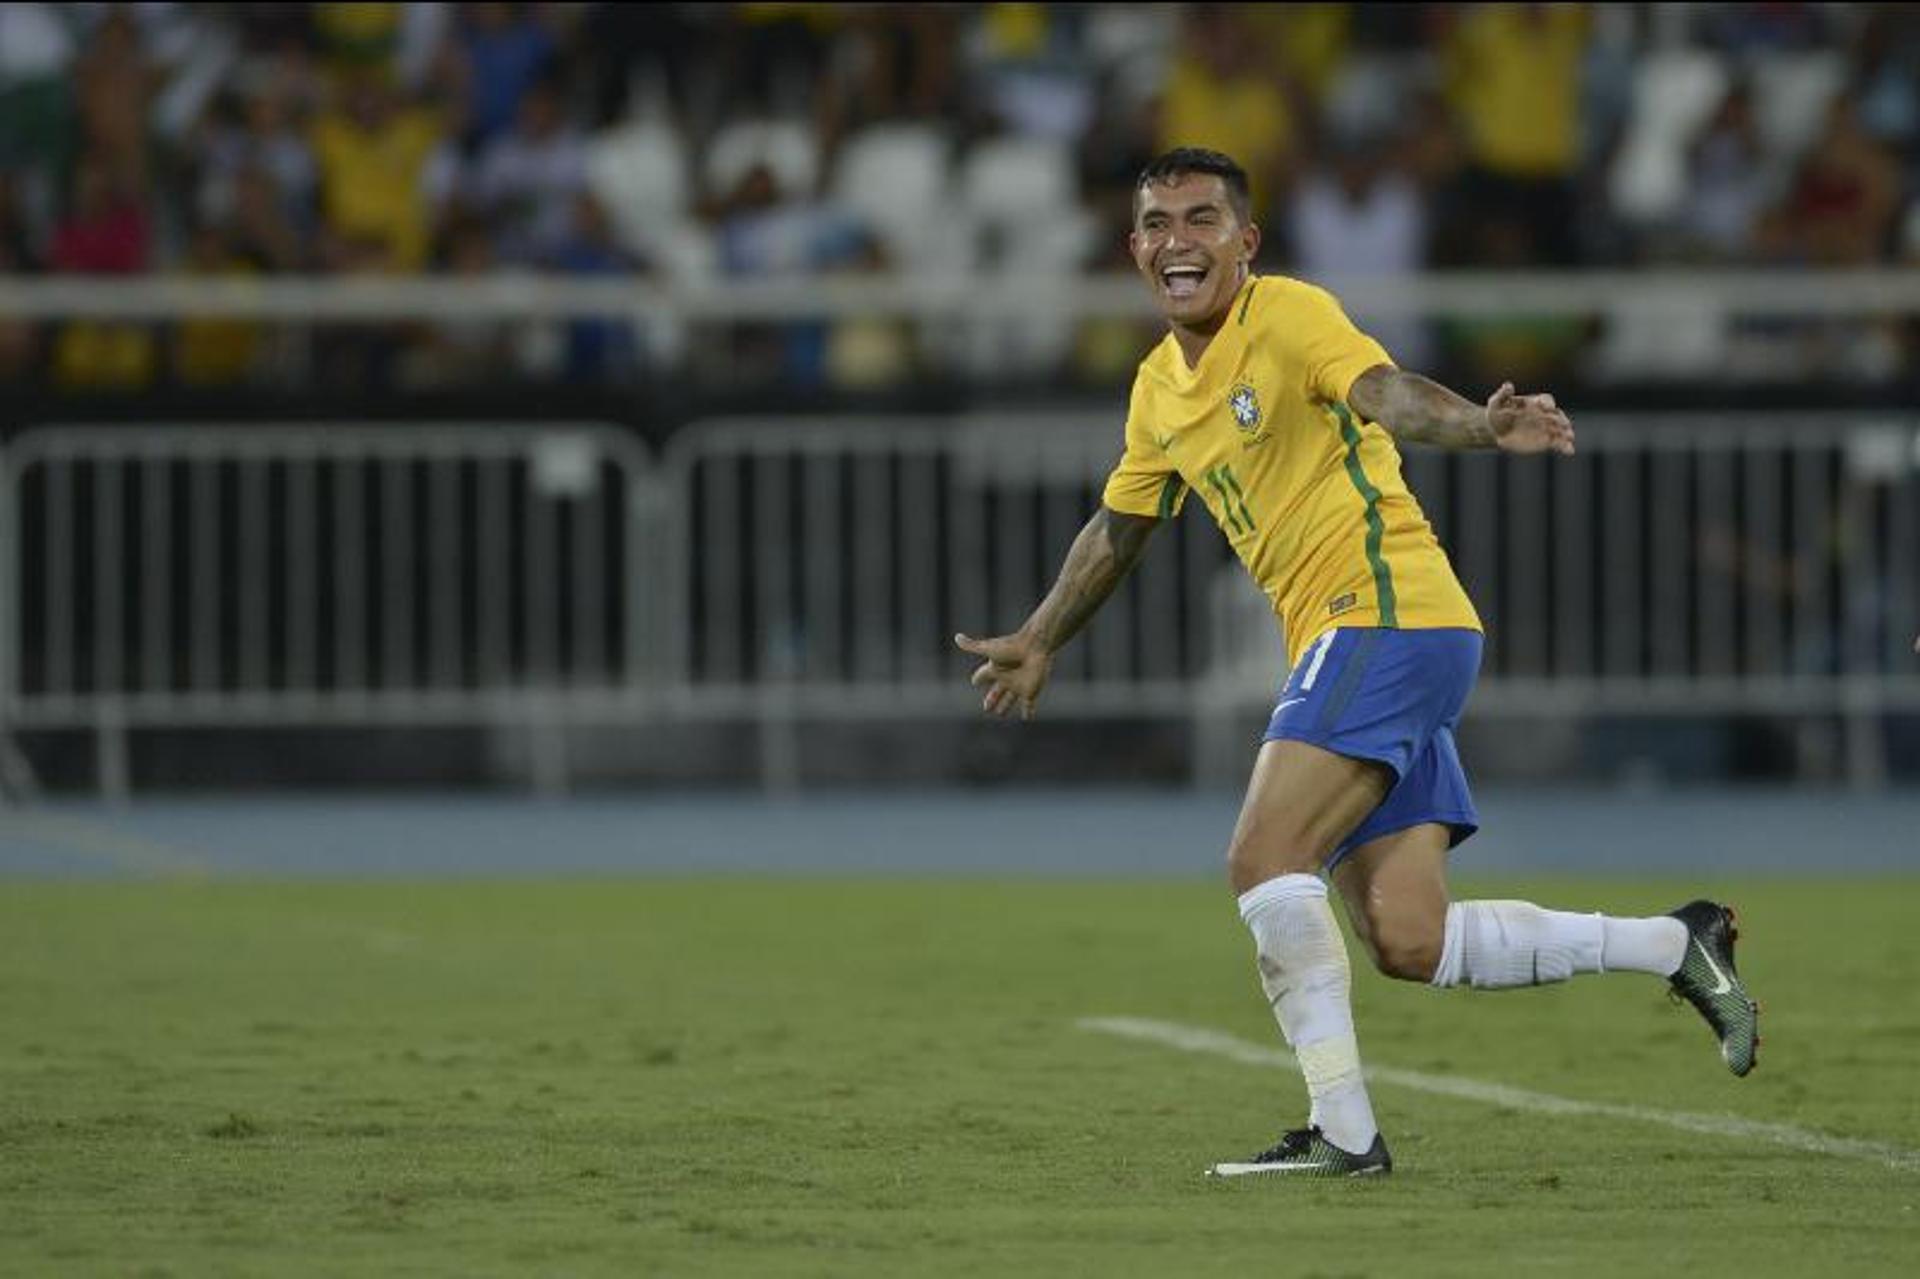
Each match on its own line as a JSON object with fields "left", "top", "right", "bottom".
{"left": 1263, "top": 627, "right": 1483, "bottom": 872}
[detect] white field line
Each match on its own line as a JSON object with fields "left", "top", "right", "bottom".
{"left": 1079, "top": 1016, "right": 1920, "bottom": 1173}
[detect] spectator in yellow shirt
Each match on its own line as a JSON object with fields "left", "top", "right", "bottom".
{"left": 172, "top": 224, "right": 262, "bottom": 387}
{"left": 1443, "top": 4, "right": 1589, "bottom": 265}
{"left": 311, "top": 73, "right": 451, "bottom": 272}
{"left": 1156, "top": 6, "right": 1300, "bottom": 218}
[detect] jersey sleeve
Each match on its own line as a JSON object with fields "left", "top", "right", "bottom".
{"left": 1101, "top": 375, "right": 1188, "bottom": 519}
{"left": 1287, "top": 284, "right": 1395, "bottom": 406}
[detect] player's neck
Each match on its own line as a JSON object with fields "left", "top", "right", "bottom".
{"left": 1170, "top": 315, "right": 1227, "bottom": 370}
{"left": 1169, "top": 269, "right": 1249, "bottom": 370}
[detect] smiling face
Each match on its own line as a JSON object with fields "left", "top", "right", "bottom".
{"left": 1129, "top": 172, "right": 1260, "bottom": 332}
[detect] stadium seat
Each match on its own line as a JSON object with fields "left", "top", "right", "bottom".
{"left": 959, "top": 136, "right": 1075, "bottom": 227}
{"left": 586, "top": 120, "right": 691, "bottom": 227}
{"left": 957, "top": 135, "right": 1095, "bottom": 274}
{"left": 1082, "top": 4, "right": 1177, "bottom": 79}
{"left": 1608, "top": 51, "right": 1731, "bottom": 224}
{"left": 583, "top": 119, "right": 709, "bottom": 365}
{"left": 1747, "top": 52, "right": 1845, "bottom": 162}
{"left": 952, "top": 136, "right": 1096, "bottom": 375}
{"left": 828, "top": 123, "right": 953, "bottom": 265}
{"left": 705, "top": 118, "right": 820, "bottom": 201}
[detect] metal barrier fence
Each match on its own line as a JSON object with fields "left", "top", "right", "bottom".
{"left": 660, "top": 415, "right": 1228, "bottom": 716}
{"left": 0, "top": 424, "right": 657, "bottom": 797}
{"left": 667, "top": 413, "right": 1920, "bottom": 788}
{"left": 2, "top": 413, "right": 1916, "bottom": 796}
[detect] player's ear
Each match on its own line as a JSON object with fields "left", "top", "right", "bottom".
{"left": 1240, "top": 221, "right": 1261, "bottom": 264}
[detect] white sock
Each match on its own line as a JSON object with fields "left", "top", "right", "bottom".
{"left": 1601, "top": 915, "right": 1688, "bottom": 976}
{"left": 1238, "top": 873, "right": 1378, "bottom": 1153}
{"left": 1431, "top": 901, "right": 1686, "bottom": 988}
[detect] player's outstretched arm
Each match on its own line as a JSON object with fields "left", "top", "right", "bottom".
{"left": 1348, "top": 365, "right": 1575, "bottom": 456}
{"left": 954, "top": 506, "right": 1160, "bottom": 719}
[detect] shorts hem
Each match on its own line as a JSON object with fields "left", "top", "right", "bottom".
{"left": 1261, "top": 727, "right": 1409, "bottom": 785}
{"left": 1326, "top": 812, "right": 1479, "bottom": 873}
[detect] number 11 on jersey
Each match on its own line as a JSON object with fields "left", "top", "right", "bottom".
{"left": 1204, "top": 463, "right": 1255, "bottom": 536}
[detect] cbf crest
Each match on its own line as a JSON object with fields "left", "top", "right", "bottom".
{"left": 1228, "top": 383, "right": 1270, "bottom": 446}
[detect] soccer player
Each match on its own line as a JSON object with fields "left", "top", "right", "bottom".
{"left": 954, "top": 149, "right": 1760, "bottom": 1179}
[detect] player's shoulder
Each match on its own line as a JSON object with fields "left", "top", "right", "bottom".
{"left": 1244, "top": 273, "right": 1348, "bottom": 328}
{"left": 1132, "top": 332, "right": 1184, "bottom": 393}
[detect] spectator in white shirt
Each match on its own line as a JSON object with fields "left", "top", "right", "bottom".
{"left": 1287, "top": 131, "right": 1431, "bottom": 368}
{"left": 473, "top": 77, "right": 586, "bottom": 265}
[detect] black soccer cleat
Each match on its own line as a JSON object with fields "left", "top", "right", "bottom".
{"left": 1206, "top": 1126, "right": 1392, "bottom": 1179}
{"left": 1667, "top": 900, "right": 1760, "bottom": 1077}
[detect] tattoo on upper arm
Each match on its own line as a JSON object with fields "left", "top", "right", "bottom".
{"left": 1346, "top": 364, "right": 1394, "bottom": 422}
{"left": 1344, "top": 364, "right": 1491, "bottom": 450}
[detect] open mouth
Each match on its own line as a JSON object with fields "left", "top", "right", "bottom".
{"left": 1160, "top": 263, "right": 1208, "bottom": 301}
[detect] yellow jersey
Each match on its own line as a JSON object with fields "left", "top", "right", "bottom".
{"left": 1102, "top": 274, "right": 1481, "bottom": 667}
{"left": 311, "top": 108, "right": 444, "bottom": 270}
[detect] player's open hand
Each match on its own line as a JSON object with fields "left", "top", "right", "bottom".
{"left": 955, "top": 631, "right": 1053, "bottom": 720}
{"left": 1487, "top": 382, "right": 1576, "bottom": 456}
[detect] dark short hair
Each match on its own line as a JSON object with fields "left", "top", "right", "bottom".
{"left": 1135, "top": 148, "right": 1252, "bottom": 224}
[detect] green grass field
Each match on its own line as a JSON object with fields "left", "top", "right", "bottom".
{"left": 3, "top": 876, "right": 1918, "bottom": 1276}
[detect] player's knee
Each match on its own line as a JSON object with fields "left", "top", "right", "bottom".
{"left": 1225, "top": 831, "right": 1321, "bottom": 891}
{"left": 1367, "top": 915, "right": 1444, "bottom": 983}
{"left": 1374, "top": 937, "right": 1440, "bottom": 983}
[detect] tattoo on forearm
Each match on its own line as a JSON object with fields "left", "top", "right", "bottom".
{"left": 1024, "top": 508, "right": 1157, "bottom": 653}
{"left": 1349, "top": 366, "right": 1495, "bottom": 451}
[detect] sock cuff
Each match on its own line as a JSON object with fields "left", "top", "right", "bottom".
{"left": 1431, "top": 902, "right": 1466, "bottom": 988}
{"left": 1236, "top": 872, "right": 1326, "bottom": 924}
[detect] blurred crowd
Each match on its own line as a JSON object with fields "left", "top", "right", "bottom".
{"left": 2, "top": 1, "right": 1919, "bottom": 395}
